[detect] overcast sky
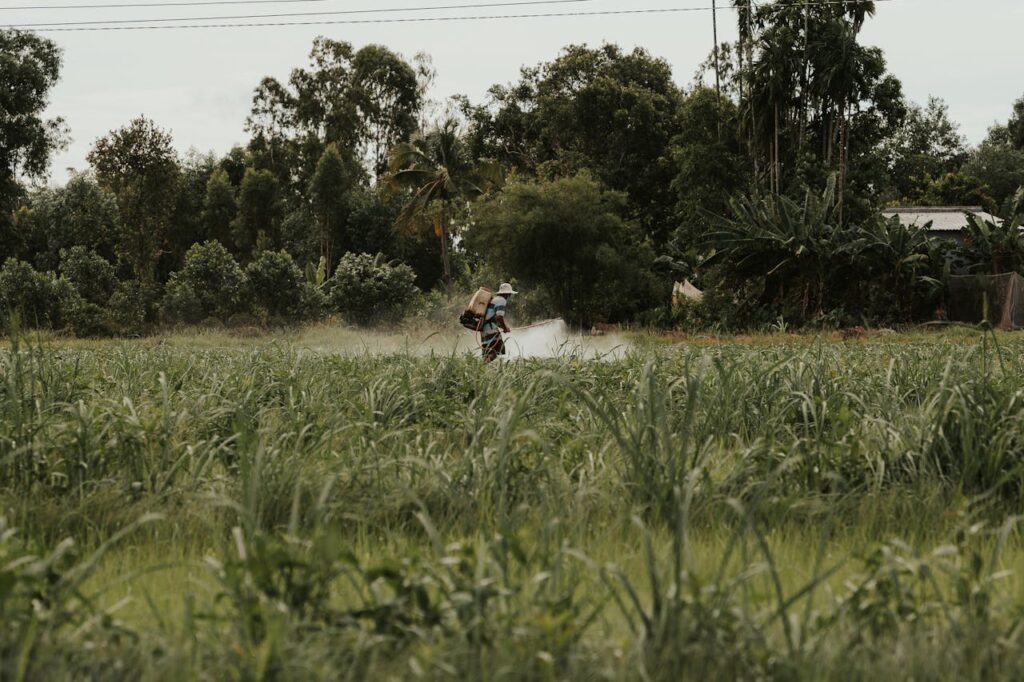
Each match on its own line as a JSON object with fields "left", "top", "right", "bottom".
{"left": 11, "top": 0, "right": 1023, "bottom": 183}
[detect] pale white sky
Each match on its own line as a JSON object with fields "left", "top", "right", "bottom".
{"left": 10, "top": 0, "right": 1023, "bottom": 182}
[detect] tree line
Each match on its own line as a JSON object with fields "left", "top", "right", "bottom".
{"left": 1, "top": 1, "right": 1023, "bottom": 334}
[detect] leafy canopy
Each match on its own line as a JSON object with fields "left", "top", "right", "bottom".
{"left": 468, "top": 173, "right": 665, "bottom": 326}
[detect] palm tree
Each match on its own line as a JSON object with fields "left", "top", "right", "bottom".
{"left": 813, "top": 19, "right": 860, "bottom": 224}
{"left": 386, "top": 118, "right": 502, "bottom": 291}
{"left": 815, "top": 1, "right": 876, "bottom": 223}
{"left": 733, "top": 0, "right": 756, "bottom": 176}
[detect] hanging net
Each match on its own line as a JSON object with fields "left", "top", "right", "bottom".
{"left": 947, "top": 273, "right": 1024, "bottom": 330}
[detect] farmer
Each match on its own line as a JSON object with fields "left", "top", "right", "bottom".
{"left": 480, "top": 283, "right": 517, "bottom": 363}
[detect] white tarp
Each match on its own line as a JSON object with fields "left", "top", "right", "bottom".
{"left": 673, "top": 280, "right": 704, "bottom": 304}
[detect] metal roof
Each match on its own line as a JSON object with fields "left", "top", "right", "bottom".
{"left": 880, "top": 206, "right": 998, "bottom": 232}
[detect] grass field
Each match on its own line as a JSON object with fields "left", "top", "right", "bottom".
{"left": 4, "top": 325, "right": 1024, "bottom": 680}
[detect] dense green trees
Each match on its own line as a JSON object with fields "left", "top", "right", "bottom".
{"left": 246, "top": 38, "right": 422, "bottom": 187}
{"left": 203, "top": 168, "right": 238, "bottom": 247}
{"left": 463, "top": 44, "right": 684, "bottom": 245}
{"left": 469, "top": 174, "right": 665, "bottom": 325}
{"left": 388, "top": 118, "right": 503, "bottom": 289}
{"left": 704, "top": 176, "right": 943, "bottom": 326}
{"left": 88, "top": 117, "right": 180, "bottom": 283}
{"left": 232, "top": 168, "right": 282, "bottom": 257}
{"left": 885, "top": 97, "right": 969, "bottom": 203}
{"left": 16, "top": 174, "right": 120, "bottom": 271}
{"left": 3, "top": 19, "right": 1024, "bottom": 336}
{"left": 309, "top": 144, "right": 354, "bottom": 275}
{"left": 0, "top": 30, "right": 66, "bottom": 259}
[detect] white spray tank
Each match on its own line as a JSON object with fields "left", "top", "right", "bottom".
{"left": 467, "top": 287, "right": 493, "bottom": 317}
{"left": 460, "top": 287, "right": 494, "bottom": 332}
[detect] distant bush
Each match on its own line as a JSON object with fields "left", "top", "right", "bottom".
{"left": 0, "top": 258, "right": 63, "bottom": 329}
{"left": 60, "top": 294, "right": 117, "bottom": 337}
{"left": 246, "top": 250, "right": 305, "bottom": 320}
{"left": 163, "top": 241, "right": 248, "bottom": 323}
{"left": 328, "top": 252, "right": 416, "bottom": 326}
{"left": 161, "top": 279, "right": 205, "bottom": 325}
{"left": 58, "top": 246, "right": 117, "bottom": 306}
{"left": 298, "top": 282, "right": 329, "bottom": 321}
{"left": 109, "top": 279, "right": 161, "bottom": 335}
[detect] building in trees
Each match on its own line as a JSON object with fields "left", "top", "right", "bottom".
{"left": 880, "top": 206, "right": 999, "bottom": 242}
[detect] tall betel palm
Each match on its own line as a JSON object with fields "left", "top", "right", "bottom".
{"left": 387, "top": 118, "right": 502, "bottom": 291}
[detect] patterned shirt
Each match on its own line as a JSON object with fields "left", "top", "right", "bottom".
{"left": 481, "top": 295, "right": 508, "bottom": 336}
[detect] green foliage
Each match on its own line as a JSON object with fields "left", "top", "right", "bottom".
{"left": 463, "top": 43, "right": 684, "bottom": 244}
{"left": 88, "top": 117, "right": 180, "bottom": 282}
{"left": 233, "top": 168, "right": 282, "bottom": 258}
{"left": 5, "top": 338, "right": 1024, "bottom": 678}
{"left": 885, "top": 96, "right": 969, "bottom": 203}
{"left": 18, "top": 173, "right": 120, "bottom": 271}
{"left": 470, "top": 174, "right": 666, "bottom": 326}
{"left": 328, "top": 252, "right": 416, "bottom": 325}
{"left": 246, "top": 250, "right": 306, "bottom": 320}
{"left": 671, "top": 87, "right": 749, "bottom": 246}
{"left": 918, "top": 172, "right": 997, "bottom": 213}
{"left": 246, "top": 38, "right": 421, "bottom": 187}
{"left": 388, "top": 117, "right": 503, "bottom": 287}
{"left": 855, "top": 213, "right": 933, "bottom": 321}
{"left": 0, "top": 29, "right": 66, "bottom": 211}
{"left": 726, "top": 0, "right": 906, "bottom": 218}
{"left": 956, "top": 208, "right": 1024, "bottom": 275}
{"left": 962, "top": 137, "right": 1024, "bottom": 209}
{"left": 0, "top": 515, "right": 160, "bottom": 680}
{"left": 705, "top": 177, "right": 942, "bottom": 326}
{"left": 1008, "top": 93, "right": 1024, "bottom": 150}
{"left": 707, "top": 177, "right": 851, "bottom": 320}
{"left": 0, "top": 259, "right": 63, "bottom": 329}
{"left": 58, "top": 246, "right": 117, "bottom": 306}
{"left": 163, "top": 241, "right": 249, "bottom": 323}
{"left": 169, "top": 151, "right": 219, "bottom": 274}
{"left": 107, "top": 279, "right": 160, "bottom": 335}
{"left": 309, "top": 144, "right": 356, "bottom": 274}
{"left": 202, "top": 167, "right": 237, "bottom": 249}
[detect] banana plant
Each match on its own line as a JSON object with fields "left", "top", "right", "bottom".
{"left": 704, "top": 175, "right": 863, "bottom": 319}
{"left": 959, "top": 208, "right": 1024, "bottom": 275}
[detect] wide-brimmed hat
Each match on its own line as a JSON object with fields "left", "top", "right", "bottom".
{"left": 497, "top": 283, "right": 518, "bottom": 296}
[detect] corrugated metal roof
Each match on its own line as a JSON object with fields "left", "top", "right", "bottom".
{"left": 880, "top": 206, "right": 998, "bottom": 232}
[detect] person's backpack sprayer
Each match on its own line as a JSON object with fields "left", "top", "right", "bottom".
{"left": 459, "top": 287, "right": 493, "bottom": 334}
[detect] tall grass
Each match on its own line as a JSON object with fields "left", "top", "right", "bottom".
{"left": 3, "top": 329, "right": 1024, "bottom": 678}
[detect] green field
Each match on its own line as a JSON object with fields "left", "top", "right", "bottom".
{"left": 4, "top": 326, "right": 1024, "bottom": 680}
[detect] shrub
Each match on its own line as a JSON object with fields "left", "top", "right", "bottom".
{"left": 246, "top": 250, "right": 305, "bottom": 320}
{"left": 161, "top": 280, "right": 204, "bottom": 325}
{"left": 108, "top": 279, "right": 161, "bottom": 335}
{"left": 298, "top": 282, "right": 329, "bottom": 321}
{"left": 328, "top": 252, "right": 416, "bottom": 326}
{"left": 65, "top": 300, "right": 116, "bottom": 338}
{"left": 58, "top": 246, "right": 117, "bottom": 306}
{"left": 163, "top": 241, "right": 248, "bottom": 323}
{"left": 0, "top": 258, "right": 62, "bottom": 329}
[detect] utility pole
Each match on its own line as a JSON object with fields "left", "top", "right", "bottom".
{"left": 712, "top": 0, "right": 722, "bottom": 139}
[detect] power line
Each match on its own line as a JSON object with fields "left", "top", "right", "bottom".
{"left": 5, "top": 0, "right": 594, "bottom": 28}
{"left": 4, "top": 0, "right": 901, "bottom": 32}
{"left": 0, "top": 0, "right": 326, "bottom": 9}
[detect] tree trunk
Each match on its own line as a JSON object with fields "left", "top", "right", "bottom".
{"left": 838, "top": 99, "right": 848, "bottom": 226}
{"left": 774, "top": 104, "right": 781, "bottom": 194}
{"left": 799, "top": 0, "right": 810, "bottom": 155}
{"left": 439, "top": 205, "right": 453, "bottom": 298}
{"left": 712, "top": 0, "right": 722, "bottom": 140}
